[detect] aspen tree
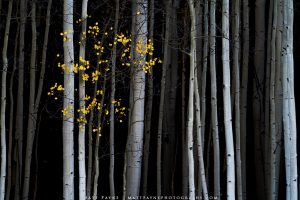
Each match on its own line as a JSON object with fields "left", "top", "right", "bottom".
{"left": 232, "top": 0, "right": 242, "bottom": 199}
{"left": 0, "top": 0, "right": 13, "bottom": 199}
{"left": 187, "top": 0, "right": 196, "bottom": 198}
{"left": 78, "top": 0, "right": 88, "bottom": 199}
{"left": 63, "top": 0, "right": 75, "bottom": 198}
{"left": 22, "top": 1, "right": 37, "bottom": 199}
{"left": 109, "top": 0, "right": 119, "bottom": 196}
{"left": 194, "top": 73, "right": 208, "bottom": 200}
{"left": 15, "top": 0, "right": 27, "bottom": 198}
{"left": 222, "top": 0, "right": 235, "bottom": 198}
{"left": 282, "top": 0, "right": 297, "bottom": 199}
{"left": 142, "top": 0, "right": 154, "bottom": 195}
{"left": 125, "top": 0, "right": 148, "bottom": 196}
{"left": 157, "top": 0, "right": 171, "bottom": 195}
{"left": 209, "top": 0, "right": 220, "bottom": 198}
{"left": 240, "top": 0, "right": 249, "bottom": 198}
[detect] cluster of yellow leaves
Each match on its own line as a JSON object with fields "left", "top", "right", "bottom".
{"left": 60, "top": 31, "right": 72, "bottom": 42}
{"left": 88, "top": 22, "right": 100, "bottom": 36}
{"left": 47, "top": 83, "right": 64, "bottom": 99}
{"left": 62, "top": 106, "right": 73, "bottom": 118}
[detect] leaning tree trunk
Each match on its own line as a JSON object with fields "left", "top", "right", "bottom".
{"left": 187, "top": 0, "right": 196, "bottom": 199}
{"left": 125, "top": 0, "right": 148, "bottom": 197}
{"left": 1, "top": 0, "right": 13, "bottom": 199}
{"left": 282, "top": 1, "right": 297, "bottom": 199}
{"left": 63, "top": 0, "right": 75, "bottom": 198}
{"left": 22, "top": 1, "right": 37, "bottom": 199}
{"left": 222, "top": 0, "right": 235, "bottom": 199}
{"left": 209, "top": 0, "right": 220, "bottom": 198}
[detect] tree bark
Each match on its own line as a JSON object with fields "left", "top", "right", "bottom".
{"left": 63, "top": 0, "right": 75, "bottom": 198}
{"left": 1, "top": 0, "right": 13, "bottom": 199}
{"left": 222, "top": 0, "right": 235, "bottom": 198}
{"left": 209, "top": 0, "right": 220, "bottom": 198}
{"left": 22, "top": 1, "right": 37, "bottom": 199}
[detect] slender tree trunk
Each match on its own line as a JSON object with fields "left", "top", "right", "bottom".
{"left": 181, "top": 10, "right": 188, "bottom": 196}
{"left": 157, "top": 0, "right": 171, "bottom": 195}
{"left": 233, "top": 0, "right": 242, "bottom": 199}
{"left": 282, "top": 1, "right": 297, "bottom": 199}
{"left": 201, "top": 0, "right": 208, "bottom": 147}
{"left": 109, "top": 0, "right": 119, "bottom": 196}
{"left": 1, "top": 0, "right": 13, "bottom": 199}
{"left": 78, "top": 0, "right": 88, "bottom": 199}
{"left": 222, "top": 0, "right": 235, "bottom": 198}
{"left": 142, "top": 0, "right": 154, "bottom": 195}
{"left": 269, "top": 0, "right": 278, "bottom": 199}
{"left": 6, "top": 23, "right": 19, "bottom": 200}
{"left": 63, "top": 0, "right": 75, "bottom": 198}
{"left": 209, "top": 0, "right": 220, "bottom": 198}
{"left": 22, "top": 0, "right": 37, "bottom": 198}
{"left": 187, "top": 1, "right": 196, "bottom": 199}
{"left": 15, "top": 0, "right": 27, "bottom": 198}
{"left": 194, "top": 74, "right": 208, "bottom": 200}
{"left": 240, "top": 0, "right": 249, "bottom": 198}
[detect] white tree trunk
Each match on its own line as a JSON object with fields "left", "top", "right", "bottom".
{"left": 78, "top": 0, "right": 88, "bottom": 199}
{"left": 282, "top": 0, "right": 297, "bottom": 199}
{"left": 209, "top": 0, "right": 220, "bottom": 198}
{"left": 194, "top": 75, "right": 208, "bottom": 200}
{"left": 109, "top": 0, "right": 119, "bottom": 196}
{"left": 0, "top": 0, "right": 13, "bottom": 199}
{"left": 125, "top": 0, "right": 148, "bottom": 197}
{"left": 222, "top": 0, "right": 235, "bottom": 199}
{"left": 187, "top": 1, "right": 196, "bottom": 199}
{"left": 63, "top": 0, "right": 75, "bottom": 198}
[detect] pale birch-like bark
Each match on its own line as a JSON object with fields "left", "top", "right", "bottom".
{"left": 201, "top": 0, "right": 209, "bottom": 147}
{"left": 157, "top": 0, "right": 171, "bottom": 195}
{"left": 187, "top": 1, "right": 196, "bottom": 199}
{"left": 22, "top": 1, "right": 37, "bottom": 199}
{"left": 93, "top": 73, "right": 107, "bottom": 198}
{"left": 194, "top": 75, "right": 208, "bottom": 200}
{"left": 63, "top": 0, "right": 75, "bottom": 198}
{"left": 240, "top": 0, "right": 249, "bottom": 198}
{"left": 78, "top": 0, "right": 88, "bottom": 199}
{"left": 109, "top": 0, "right": 119, "bottom": 196}
{"left": 209, "top": 0, "right": 220, "bottom": 198}
{"left": 141, "top": 0, "right": 154, "bottom": 195}
{"left": 282, "top": 1, "right": 297, "bottom": 199}
{"left": 125, "top": 0, "right": 148, "bottom": 196}
{"left": 222, "top": 0, "right": 235, "bottom": 198}
{"left": 0, "top": 0, "right": 13, "bottom": 199}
